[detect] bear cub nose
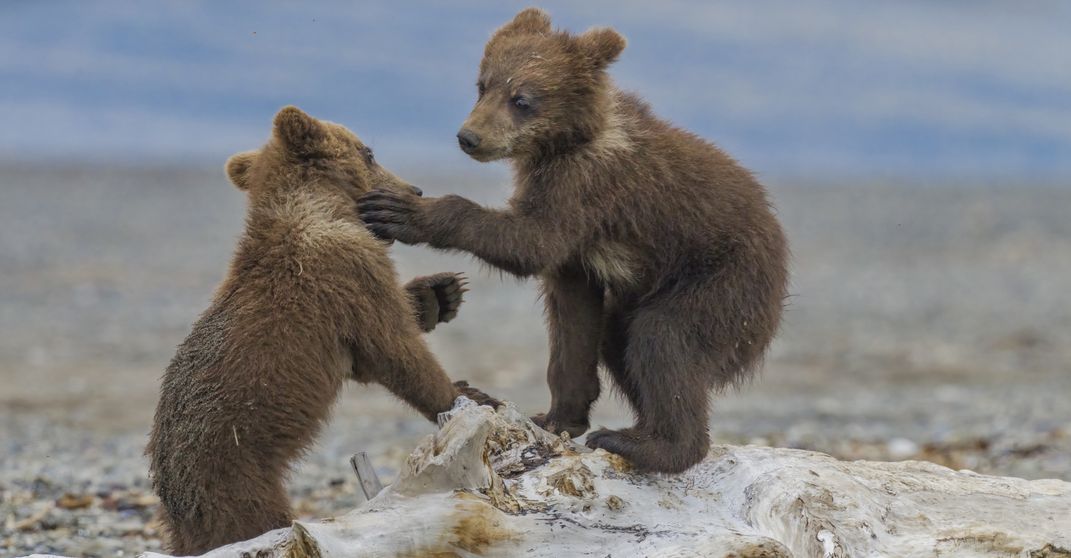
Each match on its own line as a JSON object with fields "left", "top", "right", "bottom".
{"left": 457, "top": 129, "right": 481, "bottom": 152}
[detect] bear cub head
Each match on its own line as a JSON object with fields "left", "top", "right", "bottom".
{"left": 226, "top": 106, "right": 420, "bottom": 203}
{"left": 457, "top": 8, "right": 626, "bottom": 162}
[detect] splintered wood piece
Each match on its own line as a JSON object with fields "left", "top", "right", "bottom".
{"left": 349, "top": 452, "right": 383, "bottom": 500}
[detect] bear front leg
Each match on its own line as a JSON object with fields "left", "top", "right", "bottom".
{"left": 358, "top": 190, "right": 584, "bottom": 278}
{"left": 403, "top": 272, "right": 467, "bottom": 332}
{"left": 353, "top": 333, "right": 463, "bottom": 423}
{"left": 352, "top": 333, "right": 500, "bottom": 423}
{"left": 531, "top": 268, "right": 604, "bottom": 438}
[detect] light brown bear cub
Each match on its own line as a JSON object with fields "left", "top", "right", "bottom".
{"left": 359, "top": 9, "right": 788, "bottom": 474}
{"left": 147, "top": 106, "right": 497, "bottom": 555}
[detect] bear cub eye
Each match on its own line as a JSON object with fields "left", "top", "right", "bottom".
{"left": 361, "top": 146, "right": 375, "bottom": 164}
{"left": 511, "top": 95, "right": 531, "bottom": 111}
{"left": 477, "top": 82, "right": 486, "bottom": 99}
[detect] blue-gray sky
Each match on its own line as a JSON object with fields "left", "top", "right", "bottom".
{"left": 2, "top": 1, "right": 1070, "bottom": 180}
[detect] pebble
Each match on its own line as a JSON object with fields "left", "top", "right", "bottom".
{"left": 886, "top": 438, "right": 920, "bottom": 460}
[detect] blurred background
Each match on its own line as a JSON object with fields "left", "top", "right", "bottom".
{"left": 2, "top": 1, "right": 1070, "bottom": 555}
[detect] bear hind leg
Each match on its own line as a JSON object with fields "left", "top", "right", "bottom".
{"left": 585, "top": 303, "right": 712, "bottom": 474}
{"left": 599, "top": 305, "right": 645, "bottom": 426}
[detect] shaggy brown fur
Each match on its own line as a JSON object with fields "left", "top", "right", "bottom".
{"left": 358, "top": 9, "right": 788, "bottom": 474}
{"left": 147, "top": 106, "right": 497, "bottom": 555}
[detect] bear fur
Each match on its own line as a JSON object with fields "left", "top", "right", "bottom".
{"left": 147, "top": 106, "right": 496, "bottom": 555}
{"left": 358, "top": 9, "right": 788, "bottom": 474}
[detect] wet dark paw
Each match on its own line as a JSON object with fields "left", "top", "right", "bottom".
{"left": 454, "top": 380, "right": 502, "bottom": 409}
{"left": 357, "top": 189, "right": 426, "bottom": 244}
{"left": 531, "top": 413, "right": 591, "bottom": 438}
{"left": 585, "top": 429, "right": 705, "bottom": 473}
{"left": 584, "top": 428, "right": 638, "bottom": 455}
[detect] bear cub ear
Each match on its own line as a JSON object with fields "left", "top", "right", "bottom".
{"left": 225, "top": 151, "right": 258, "bottom": 191}
{"left": 577, "top": 27, "right": 626, "bottom": 69}
{"left": 273, "top": 105, "right": 329, "bottom": 156}
{"left": 496, "top": 7, "right": 552, "bottom": 38}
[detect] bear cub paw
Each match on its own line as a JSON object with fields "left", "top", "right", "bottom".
{"left": 406, "top": 272, "right": 468, "bottom": 332}
{"left": 531, "top": 413, "right": 591, "bottom": 438}
{"left": 453, "top": 380, "right": 502, "bottom": 409}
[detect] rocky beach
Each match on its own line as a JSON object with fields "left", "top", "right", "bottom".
{"left": 2, "top": 164, "right": 1069, "bottom": 556}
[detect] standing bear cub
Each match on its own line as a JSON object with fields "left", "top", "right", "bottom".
{"left": 147, "top": 106, "right": 497, "bottom": 555}
{"left": 359, "top": 9, "right": 789, "bottom": 474}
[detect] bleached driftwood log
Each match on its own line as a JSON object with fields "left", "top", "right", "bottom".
{"left": 143, "top": 399, "right": 1070, "bottom": 558}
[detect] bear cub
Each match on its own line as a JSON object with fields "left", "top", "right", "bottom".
{"left": 147, "top": 106, "right": 497, "bottom": 555}
{"left": 359, "top": 9, "right": 789, "bottom": 474}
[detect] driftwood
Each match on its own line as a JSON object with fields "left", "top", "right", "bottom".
{"left": 130, "top": 398, "right": 1071, "bottom": 557}
{"left": 349, "top": 452, "right": 384, "bottom": 501}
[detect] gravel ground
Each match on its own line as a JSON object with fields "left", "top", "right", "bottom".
{"left": 2, "top": 164, "right": 1069, "bottom": 556}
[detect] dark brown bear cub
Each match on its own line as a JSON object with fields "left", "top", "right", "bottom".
{"left": 147, "top": 106, "right": 496, "bottom": 555}
{"left": 359, "top": 9, "right": 789, "bottom": 474}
